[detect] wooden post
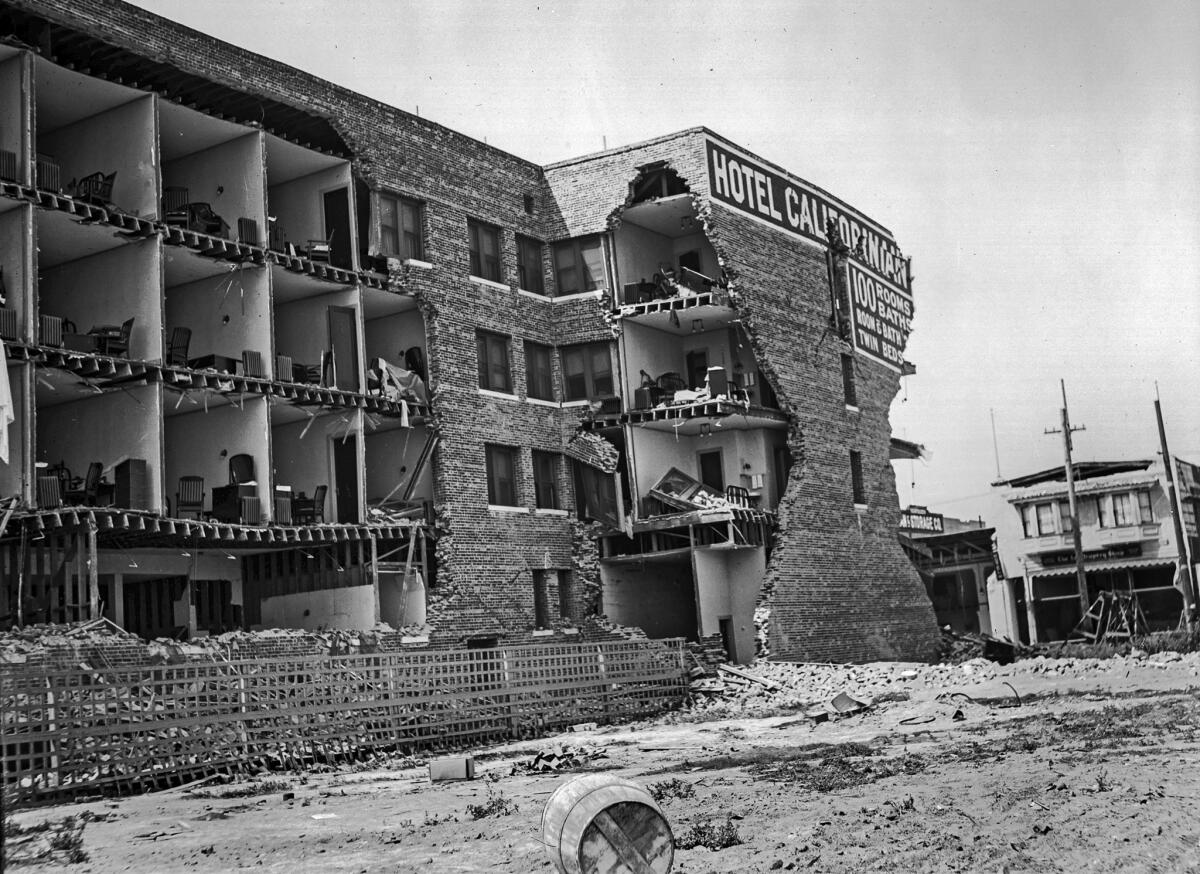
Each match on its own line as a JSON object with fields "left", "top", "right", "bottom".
{"left": 1155, "top": 398, "right": 1197, "bottom": 628}
{"left": 368, "top": 533, "right": 381, "bottom": 625}
{"left": 86, "top": 521, "right": 99, "bottom": 619}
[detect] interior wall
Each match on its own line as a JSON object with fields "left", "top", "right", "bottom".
{"left": 0, "top": 54, "right": 28, "bottom": 183}
{"left": 259, "top": 584, "right": 375, "bottom": 630}
{"left": 164, "top": 398, "right": 269, "bottom": 515}
{"left": 161, "top": 132, "right": 265, "bottom": 237}
{"left": 39, "top": 238, "right": 162, "bottom": 361}
{"left": 40, "top": 95, "right": 157, "bottom": 217}
{"left": 165, "top": 263, "right": 271, "bottom": 373}
{"left": 98, "top": 549, "right": 243, "bottom": 587}
{"left": 267, "top": 164, "right": 353, "bottom": 253}
{"left": 600, "top": 558, "right": 697, "bottom": 640}
{"left": 1, "top": 362, "right": 29, "bottom": 499}
{"left": 37, "top": 384, "right": 162, "bottom": 510}
{"left": 363, "top": 310, "right": 425, "bottom": 366}
{"left": 379, "top": 569, "right": 425, "bottom": 627}
{"left": 0, "top": 205, "right": 32, "bottom": 338}
{"left": 621, "top": 320, "right": 681, "bottom": 397}
{"left": 273, "top": 287, "right": 358, "bottom": 379}
{"left": 693, "top": 547, "right": 764, "bottom": 663}
{"left": 364, "top": 424, "right": 433, "bottom": 505}
{"left": 615, "top": 222, "right": 672, "bottom": 288}
{"left": 270, "top": 412, "right": 339, "bottom": 499}
{"left": 671, "top": 231, "right": 719, "bottom": 280}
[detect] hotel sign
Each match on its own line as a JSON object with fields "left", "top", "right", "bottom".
{"left": 705, "top": 136, "right": 914, "bottom": 371}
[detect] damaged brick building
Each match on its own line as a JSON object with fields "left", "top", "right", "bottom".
{"left": 0, "top": 0, "right": 939, "bottom": 663}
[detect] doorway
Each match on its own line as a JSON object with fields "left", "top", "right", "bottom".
{"left": 698, "top": 449, "right": 724, "bottom": 492}
{"left": 327, "top": 306, "right": 359, "bottom": 391}
{"left": 332, "top": 434, "right": 359, "bottom": 523}
{"left": 322, "top": 187, "right": 352, "bottom": 269}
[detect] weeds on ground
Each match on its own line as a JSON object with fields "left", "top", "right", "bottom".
{"left": 754, "top": 752, "right": 928, "bottom": 791}
{"left": 648, "top": 778, "right": 695, "bottom": 801}
{"left": 466, "top": 787, "right": 518, "bottom": 820}
{"left": 676, "top": 818, "right": 743, "bottom": 850}
{"left": 189, "top": 778, "right": 292, "bottom": 799}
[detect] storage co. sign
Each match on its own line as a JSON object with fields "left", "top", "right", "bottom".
{"left": 705, "top": 136, "right": 914, "bottom": 371}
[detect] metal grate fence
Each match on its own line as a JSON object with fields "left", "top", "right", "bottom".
{"left": 0, "top": 639, "right": 687, "bottom": 804}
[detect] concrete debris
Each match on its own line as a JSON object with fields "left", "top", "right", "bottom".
{"left": 509, "top": 744, "right": 608, "bottom": 775}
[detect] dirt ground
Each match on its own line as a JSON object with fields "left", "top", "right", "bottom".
{"left": 7, "top": 652, "right": 1200, "bottom": 873}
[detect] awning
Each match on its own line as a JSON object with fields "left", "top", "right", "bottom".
{"left": 1030, "top": 559, "right": 1176, "bottom": 578}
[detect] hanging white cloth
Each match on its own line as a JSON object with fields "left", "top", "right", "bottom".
{"left": 0, "top": 341, "right": 13, "bottom": 464}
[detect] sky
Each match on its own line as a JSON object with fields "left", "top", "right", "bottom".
{"left": 128, "top": 0, "right": 1200, "bottom": 524}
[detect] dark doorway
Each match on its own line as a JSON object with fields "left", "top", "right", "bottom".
{"left": 332, "top": 435, "right": 359, "bottom": 523}
{"left": 327, "top": 306, "right": 359, "bottom": 391}
{"left": 698, "top": 449, "right": 724, "bottom": 492}
{"left": 123, "top": 576, "right": 185, "bottom": 640}
{"left": 322, "top": 187, "right": 352, "bottom": 269}
{"left": 719, "top": 616, "right": 735, "bottom": 662}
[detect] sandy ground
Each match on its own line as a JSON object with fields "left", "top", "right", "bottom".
{"left": 7, "top": 653, "right": 1200, "bottom": 873}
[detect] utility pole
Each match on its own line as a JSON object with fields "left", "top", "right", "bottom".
{"left": 1154, "top": 395, "right": 1197, "bottom": 630}
{"left": 1045, "top": 380, "right": 1089, "bottom": 626}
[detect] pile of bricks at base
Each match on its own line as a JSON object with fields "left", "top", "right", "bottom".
{"left": 682, "top": 649, "right": 1200, "bottom": 717}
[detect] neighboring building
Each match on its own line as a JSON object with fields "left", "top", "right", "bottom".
{"left": 899, "top": 506, "right": 995, "bottom": 635}
{"left": 0, "top": 0, "right": 938, "bottom": 662}
{"left": 991, "top": 459, "right": 1200, "bottom": 643}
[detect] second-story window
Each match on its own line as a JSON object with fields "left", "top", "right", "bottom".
{"left": 1020, "top": 500, "right": 1071, "bottom": 536}
{"left": 517, "top": 235, "right": 545, "bottom": 294}
{"left": 561, "top": 342, "right": 613, "bottom": 400}
{"left": 476, "top": 330, "right": 511, "bottom": 393}
{"left": 379, "top": 194, "right": 423, "bottom": 261}
{"left": 468, "top": 219, "right": 502, "bottom": 282}
{"left": 533, "top": 450, "right": 560, "bottom": 510}
{"left": 485, "top": 444, "right": 518, "bottom": 506}
{"left": 840, "top": 354, "right": 857, "bottom": 407}
{"left": 524, "top": 340, "right": 554, "bottom": 401}
{"left": 553, "top": 236, "right": 604, "bottom": 295}
{"left": 1098, "top": 490, "right": 1154, "bottom": 527}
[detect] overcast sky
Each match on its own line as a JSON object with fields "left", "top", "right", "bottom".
{"left": 129, "top": 0, "right": 1200, "bottom": 524}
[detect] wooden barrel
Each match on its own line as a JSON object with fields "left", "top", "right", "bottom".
{"left": 541, "top": 774, "right": 674, "bottom": 874}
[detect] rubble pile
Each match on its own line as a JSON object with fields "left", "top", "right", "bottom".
{"left": 684, "top": 649, "right": 1200, "bottom": 716}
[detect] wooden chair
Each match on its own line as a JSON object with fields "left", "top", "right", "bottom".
{"left": 95, "top": 318, "right": 134, "bottom": 357}
{"left": 305, "top": 238, "right": 332, "bottom": 263}
{"left": 176, "top": 476, "right": 205, "bottom": 519}
{"left": 292, "top": 485, "right": 327, "bottom": 524}
{"left": 71, "top": 171, "right": 117, "bottom": 206}
{"left": 167, "top": 327, "right": 191, "bottom": 367}
{"left": 37, "top": 475, "right": 63, "bottom": 510}
{"left": 162, "top": 186, "right": 190, "bottom": 226}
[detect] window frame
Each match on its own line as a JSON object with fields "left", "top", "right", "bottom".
{"left": 485, "top": 444, "right": 519, "bottom": 507}
{"left": 524, "top": 340, "right": 555, "bottom": 401}
{"left": 476, "top": 329, "right": 512, "bottom": 394}
{"left": 560, "top": 341, "right": 614, "bottom": 401}
{"left": 379, "top": 193, "right": 423, "bottom": 261}
{"left": 467, "top": 219, "right": 502, "bottom": 283}
{"left": 849, "top": 450, "right": 866, "bottom": 506}
{"left": 532, "top": 450, "right": 561, "bottom": 510}
{"left": 840, "top": 353, "right": 858, "bottom": 407}
{"left": 552, "top": 235, "right": 605, "bottom": 295}
{"left": 516, "top": 234, "right": 545, "bottom": 295}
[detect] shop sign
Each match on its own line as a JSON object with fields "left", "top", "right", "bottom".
{"left": 1039, "top": 543, "right": 1143, "bottom": 566}
{"left": 900, "top": 507, "right": 944, "bottom": 533}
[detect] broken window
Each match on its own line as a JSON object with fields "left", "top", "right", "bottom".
{"left": 516, "top": 234, "right": 544, "bottom": 294}
{"left": 379, "top": 194, "right": 423, "bottom": 261}
{"left": 573, "top": 460, "right": 623, "bottom": 530}
{"left": 561, "top": 342, "right": 613, "bottom": 401}
{"left": 468, "top": 219, "right": 502, "bottom": 282}
{"left": 557, "top": 570, "right": 574, "bottom": 622}
{"left": 524, "top": 340, "right": 554, "bottom": 401}
{"left": 850, "top": 450, "right": 866, "bottom": 506}
{"left": 553, "top": 236, "right": 604, "bottom": 295}
{"left": 476, "top": 330, "right": 512, "bottom": 393}
{"left": 630, "top": 161, "right": 688, "bottom": 204}
{"left": 533, "top": 450, "right": 561, "bottom": 510}
{"left": 485, "top": 444, "right": 518, "bottom": 506}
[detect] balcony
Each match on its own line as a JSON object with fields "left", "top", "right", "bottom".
{"left": 584, "top": 396, "right": 786, "bottom": 434}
